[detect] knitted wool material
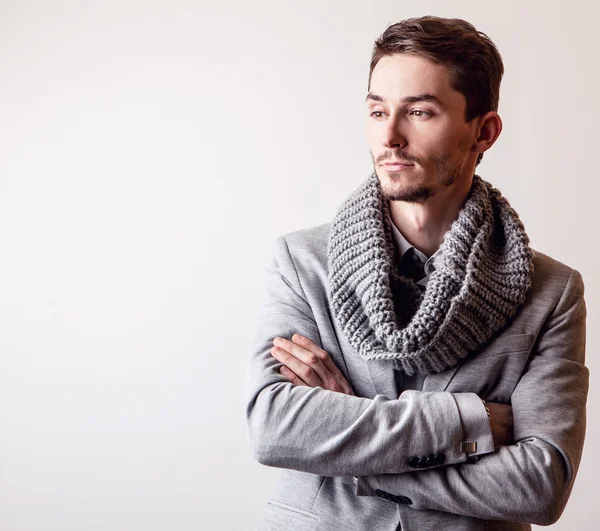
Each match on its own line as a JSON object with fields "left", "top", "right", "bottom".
{"left": 327, "top": 172, "right": 535, "bottom": 375}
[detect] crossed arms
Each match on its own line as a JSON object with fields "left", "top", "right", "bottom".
{"left": 244, "top": 236, "right": 589, "bottom": 525}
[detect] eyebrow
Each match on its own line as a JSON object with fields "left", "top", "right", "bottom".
{"left": 365, "top": 92, "right": 446, "bottom": 108}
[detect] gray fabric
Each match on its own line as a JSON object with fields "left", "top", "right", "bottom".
{"left": 245, "top": 221, "right": 588, "bottom": 530}
{"left": 327, "top": 172, "right": 535, "bottom": 375}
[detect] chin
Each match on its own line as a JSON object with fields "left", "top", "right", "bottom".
{"left": 377, "top": 167, "right": 419, "bottom": 185}
{"left": 378, "top": 173, "right": 435, "bottom": 203}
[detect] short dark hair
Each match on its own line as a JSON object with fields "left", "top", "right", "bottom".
{"left": 368, "top": 16, "right": 504, "bottom": 167}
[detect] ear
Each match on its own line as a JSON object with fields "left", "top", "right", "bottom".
{"left": 471, "top": 111, "right": 502, "bottom": 156}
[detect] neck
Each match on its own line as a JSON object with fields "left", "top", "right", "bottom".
{"left": 388, "top": 175, "right": 474, "bottom": 258}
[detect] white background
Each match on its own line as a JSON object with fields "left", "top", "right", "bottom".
{"left": 0, "top": 1, "right": 597, "bottom": 530}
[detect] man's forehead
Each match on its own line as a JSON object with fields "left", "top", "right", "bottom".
{"left": 368, "top": 54, "right": 457, "bottom": 106}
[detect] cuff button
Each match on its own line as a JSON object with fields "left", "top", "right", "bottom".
{"left": 433, "top": 453, "right": 446, "bottom": 466}
{"left": 397, "top": 495, "right": 413, "bottom": 505}
{"left": 407, "top": 456, "right": 420, "bottom": 468}
{"left": 422, "top": 456, "right": 434, "bottom": 467}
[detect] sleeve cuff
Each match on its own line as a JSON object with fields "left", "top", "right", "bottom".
{"left": 453, "top": 392, "right": 495, "bottom": 457}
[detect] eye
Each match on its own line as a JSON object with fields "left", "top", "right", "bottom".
{"left": 370, "top": 111, "right": 385, "bottom": 118}
{"left": 410, "top": 109, "right": 432, "bottom": 118}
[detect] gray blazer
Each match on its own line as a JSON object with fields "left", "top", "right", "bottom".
{"left": 244, "top": 222, "right": 588, "bottom": 531}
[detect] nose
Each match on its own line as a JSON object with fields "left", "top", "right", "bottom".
{"left": 380, "top": 114, "right": 407, "bottom": 149}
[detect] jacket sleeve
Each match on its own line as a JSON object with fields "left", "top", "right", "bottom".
{"left": 244, "top": 235, "right": 478, "bottom": 476}
{"left": 355, "top": 268, "right": 589, "bottom": 526}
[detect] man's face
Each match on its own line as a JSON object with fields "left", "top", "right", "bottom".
{"left": 366, "top": 53, "right": 479, "bottom": 203}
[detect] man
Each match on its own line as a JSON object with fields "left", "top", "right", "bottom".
{"left": 245, "top": 16, "right": 588, "bottom": 530}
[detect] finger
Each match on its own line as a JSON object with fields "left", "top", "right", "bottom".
{"left": 279, "top": 366, "right": 308, "bottom": 387}
{"left": 271, "top": 346, "right": 323, "bottom": 387}
{"left": 287, "top": 336, "right": 356, "bottom": 395}
{"left": 272, "top": 337, "right": 330, "bottom": 384}
{"left": 288, "top": 334, "right": 354, "bottom": 392}
{"left": 290, "top": 334, "right": 343, "bottom": 377}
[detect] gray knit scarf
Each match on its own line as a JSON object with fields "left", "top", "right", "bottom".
{"left": 327, "top": 171, "right": 535, "bottom": 375}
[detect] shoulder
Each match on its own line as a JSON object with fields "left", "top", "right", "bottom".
{"left": 281, "top": 222, "right": 332, "bottom": 246}
{"left": 277, "top": 222, "right": 332, "bottom": 262}
{"left": 531, "top": 247, "right": 583, "bottom": 282}
{"left": 530, "top": 247, "right": 585, "bottom": 301}
{"left": 269, "top": 222, "right": 332, "bottom": 293}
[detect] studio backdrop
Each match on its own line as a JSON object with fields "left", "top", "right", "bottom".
{"left": 0, "top": 1, "right": 597, "bottom": 530}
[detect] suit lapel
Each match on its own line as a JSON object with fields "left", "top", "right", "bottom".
{"left": 365, "top": 358, "right": 398, "bottom": 399}
{"left": 421, "top": 364, "right": 461, "bottom": 392}
{"left": 329, "top": 311, "right": 399, "bottom": 400}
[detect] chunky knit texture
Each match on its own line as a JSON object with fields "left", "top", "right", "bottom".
{"left": 327, "top": 172, "right": 535, "bottom": 375}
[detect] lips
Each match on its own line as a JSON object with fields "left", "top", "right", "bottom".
{"left": 383, "top": 162, "right": 414, "bottom": 169}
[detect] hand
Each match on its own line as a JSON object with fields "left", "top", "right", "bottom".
{"left": 270, "top": 334, "right": 355, "bottom": 395}
{"left": 486, "top": 402, "right": 514, "bottom": 446}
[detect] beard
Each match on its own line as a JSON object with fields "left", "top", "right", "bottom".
{"left": 373, "top": 135, "right": 472, "bottom": 204}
